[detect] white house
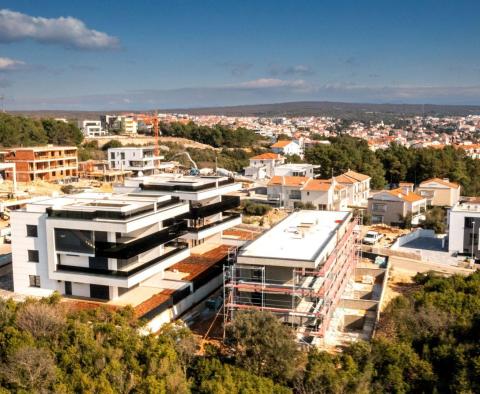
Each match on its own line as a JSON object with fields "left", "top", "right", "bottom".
{"left": 79, "top": 120, "right": 107, "bottom": 138}
{"left": 448, "top": 201, "right": 480, "bottom": 260}
{"left": 244, "top": 153, "right": 285, "bottom": 180}
{"left": 271, "top": 140, "right": 303, "bottom": 157}
{"left": 108, "top": 146, "right": 163, "bottom": 176}
{"left": 273, "top": 163, "right": 320, "bottom": 178}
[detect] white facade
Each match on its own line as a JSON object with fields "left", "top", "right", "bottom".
{"left": 108, "top": 146, "right": 163, "bottom": 176}
{"left": 11, "top": 175, "right": 243, "bottom": 302}
{"left": 244, "top": 154, "right": 285, "bottom": 180}
{"left": 79, "top": 120, "right": 107, "bottom": 138}
{"left": 273, "top": 163, "right": 320, "bottom": 178}
{"left": 448, "top": 202, "right": 480, "bottom": 259}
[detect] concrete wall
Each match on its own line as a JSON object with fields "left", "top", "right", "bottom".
{"left": 391, "top": 229, "right": 436, "bottom": 249}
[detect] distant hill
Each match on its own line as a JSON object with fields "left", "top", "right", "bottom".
{"left": 9, "top": 101, "right": 480, "bottom": 121}
{"left": 165, "top": 101, "right": 480, "bottom": 119}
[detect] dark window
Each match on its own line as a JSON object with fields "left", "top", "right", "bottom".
{"left": 65, "top": 281, "right": 72, "bottom": 295}
{"left": 28, "top": 250, "right": 39, "bottom": 262}
{"left": 26, "top": 225, "right": 38, "bottom": 237}
{"left": 110, "top": 152, "right": 115, "bottom": 160}
{"left": 90, "top": 284, "right": 109, "bottom": 300}
{"left": 465, "top": 217, "right": 477, "bottom": 228}
{"left": 88, "top": 256, "right": 108, "bottom": 270}
{"left": 29, "top": 275, "right": 40, "bottom": 287}
{"left": 120, "top": 152, "right": 125, "bottom": 160}
{"left": 55, "top": 228, "right": 94, "bottom": 254}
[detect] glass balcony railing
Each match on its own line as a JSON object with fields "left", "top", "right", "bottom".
{"left": 94, "top": 222, "right": 187, "bottom": 259}
{"left": 56, "top": 241, "right": 188, "bottom": 278}
{"left": 186, "top": 212, "right": 241, "bottom": 233}
{"left": 188, "top": 196, "right": 240, "bottom": 219}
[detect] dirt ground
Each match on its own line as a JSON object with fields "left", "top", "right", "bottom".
{"left": 241, "top": 208, "right": 288, "bottom": 228}
{"left": 0, "top": 179, "right": 113, "bottom": 198}
{"left": 364, "top": 224, "right": 410, "bottom": 248}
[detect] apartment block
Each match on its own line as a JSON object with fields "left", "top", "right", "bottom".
{"left": 10, "top": 175, "right": 242, "bottom": 331}
{"left": 334, "top": 170, "right": 371, "bottom": 207}
{"left": 79, "top": 120, "right": 107, "bottom": 138}
{"left": 225, "top": 210, "right": 360, "bottom": 344}
{"left": 108, "top": 146, "right": 163, "bottom": 176}
{"left": 4, "top": 146, "right": 78, "bottom": 182}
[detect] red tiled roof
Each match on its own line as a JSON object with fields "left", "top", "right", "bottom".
{"left": 250, "top": 152, "right": 282, "bottom": 160}
{"left": 271, "top": 140, "right": 292, "bottom": 148}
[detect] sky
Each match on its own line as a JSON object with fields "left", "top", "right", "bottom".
{"left": 1, "top": 0, "right": 480, "bottom": 110}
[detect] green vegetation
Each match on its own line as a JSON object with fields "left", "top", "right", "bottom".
{"left": 1, "top": 272, "right": 480, "bottom": 392}
{"left": 294, "top": 201, "right": 316, "bottom": 210}
{"left": 421, "top": 206, "right": 446, "bottom": 233}
{"left": 305, "top": 136, "right": 386, "bottom": 189}
{"left": 160, "top": 121, "right": 261, "bottom": 148}
{"left": 0, "top": 113, "right": 83, "bottom": 147}
{"left": 241, "top": 200, "right": 272, "bottom": 216}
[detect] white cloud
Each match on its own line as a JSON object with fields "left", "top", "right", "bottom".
{"left": 230, "top": 78, "right": 309, "bottom": 89}
{"left": 0, "top": 57, "right": 25, "bottom": 71}
{"left": 0, "top": 9, "right": 119, "bottom": 50}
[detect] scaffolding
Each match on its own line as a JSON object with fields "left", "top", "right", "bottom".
{"left": 223, "top": 217, "right": 361, "bottom": 344}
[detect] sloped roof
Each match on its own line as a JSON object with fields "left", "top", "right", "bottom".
{"left": 419, "top": 178, "right": 460, "bottom": 189}
{"left": 343, "top": 170, "right": 371, "bottom": 182}
{"left": 268, "top": 175, "right": 309, "bottom": 187}
{"left": 388, "top": 188, "right": 425, "bottom": 203}
{"left": 250, "top": 152, "right": 282, "bottom": 160}
{"left": 302, "top": 179, "right": 331, "bottom": 192}
{"left": 271, "top": 140, "right": 294, "bottom": 148}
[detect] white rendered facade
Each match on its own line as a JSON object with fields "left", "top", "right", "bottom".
{"left": 448, "top": 201, "right": 480, "bottom": 260}
{"left": 108, "top": 146, "right": 164, "bottom": 176}
{"left": 79, "top": 120, "right": 107, "bottom": 137}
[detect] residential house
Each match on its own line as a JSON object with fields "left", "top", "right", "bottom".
{"left": 267, "top": 176, "right": 347, "bottom": 210}
{"left": 79, "top": 120, "right": 107, "bottom": 138}
{"left": 417, "top": 178, "right": 461, "bottom": 207}
{"left": 273, "top": 163, "right": 320, "bottom": 178}
{"left": 334, "top": 170, "right": 371, "bottom": 207}
{"left": 368, "top": 187, "right": 427, "bottom": 226}
{"left": 271, "top": 140, "right": 303, "bottom": 157}
{"left": 244, "top": 153, "right": 285, "bottom": 180}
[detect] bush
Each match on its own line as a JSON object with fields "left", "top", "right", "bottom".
{"left": 242, "top": 200, "right": 272, "bottom": 216}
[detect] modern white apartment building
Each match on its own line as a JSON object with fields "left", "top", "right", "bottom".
{"left": 119, "top": 174, "right": 242, "bottom": 247}
{"left": 108, "top": 146, "right": 163, "bottom": 176}
{"left": 448, "top": 200, "right": 480, "bottom": 260}
{"left": 79, "top": 120, "right": 107, "bottom": 137}
{"left": 10, "top": 175, "right": 242, "bottom": 330}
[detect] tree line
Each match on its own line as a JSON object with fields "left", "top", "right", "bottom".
{"left": 0, "top": 113, "right": 84, "bottom": 147}
{"left": 1, "top": 271, "right": 479, "bottom": 392}
{"left": 160, "top": 121, "right": 261, "bottom": 148}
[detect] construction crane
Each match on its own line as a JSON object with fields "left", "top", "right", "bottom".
{"left": 152, "top": 111, "right": 160, "bottom": 159}
{"left": 172, "top": 152, "right": 199, "bottom": 175}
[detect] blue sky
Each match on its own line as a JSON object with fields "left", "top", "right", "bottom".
{"left": 1, "top": 0, "right": 480, "bottom": 110}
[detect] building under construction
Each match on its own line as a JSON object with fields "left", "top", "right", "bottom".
{"left": 224, "top": 210, "right": 361, "bottom": 345}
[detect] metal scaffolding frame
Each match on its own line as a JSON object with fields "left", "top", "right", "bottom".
{"left": 223, "top": 217, "right": 361, "bottom": 342}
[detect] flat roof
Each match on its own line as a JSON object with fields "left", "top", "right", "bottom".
{"left": 238, "top": 210, "right": 351, "bottom": 262}
{"left": 275, "top": 163, "right": 320, "bottom": 169}
{"left": 6, "top": 146, "right": 77, "bottom": 152}
{"left": 21, "top": 192, "right": 176, "bottom": 213}
{"left": 451, "top": 202, "right": 480, "bottom": 213}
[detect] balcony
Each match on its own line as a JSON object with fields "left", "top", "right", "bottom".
{"left": 95, "top": 222, "right": 187, "bottom": 259}
{"left": 46, "top": 197, "right": 180, "bottom": 221}
{"left": 183, "top": 212, "right": 242, "bottom": 240}
{"left": 56, "top": 241, "right": 188, "bottom": 278}
{"left": 188, "top": 196, "right": 240, "bottom": 219}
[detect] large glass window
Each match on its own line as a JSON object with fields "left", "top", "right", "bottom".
{"left": 26, "top": 225, "right": 38, "bottom": 237}
{"left": 55, "top": 228, "right": 94, "bottom": 254}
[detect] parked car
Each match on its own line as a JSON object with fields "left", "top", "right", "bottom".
{"left": 362, "top": 231, "right": 384, "bottom": 245}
